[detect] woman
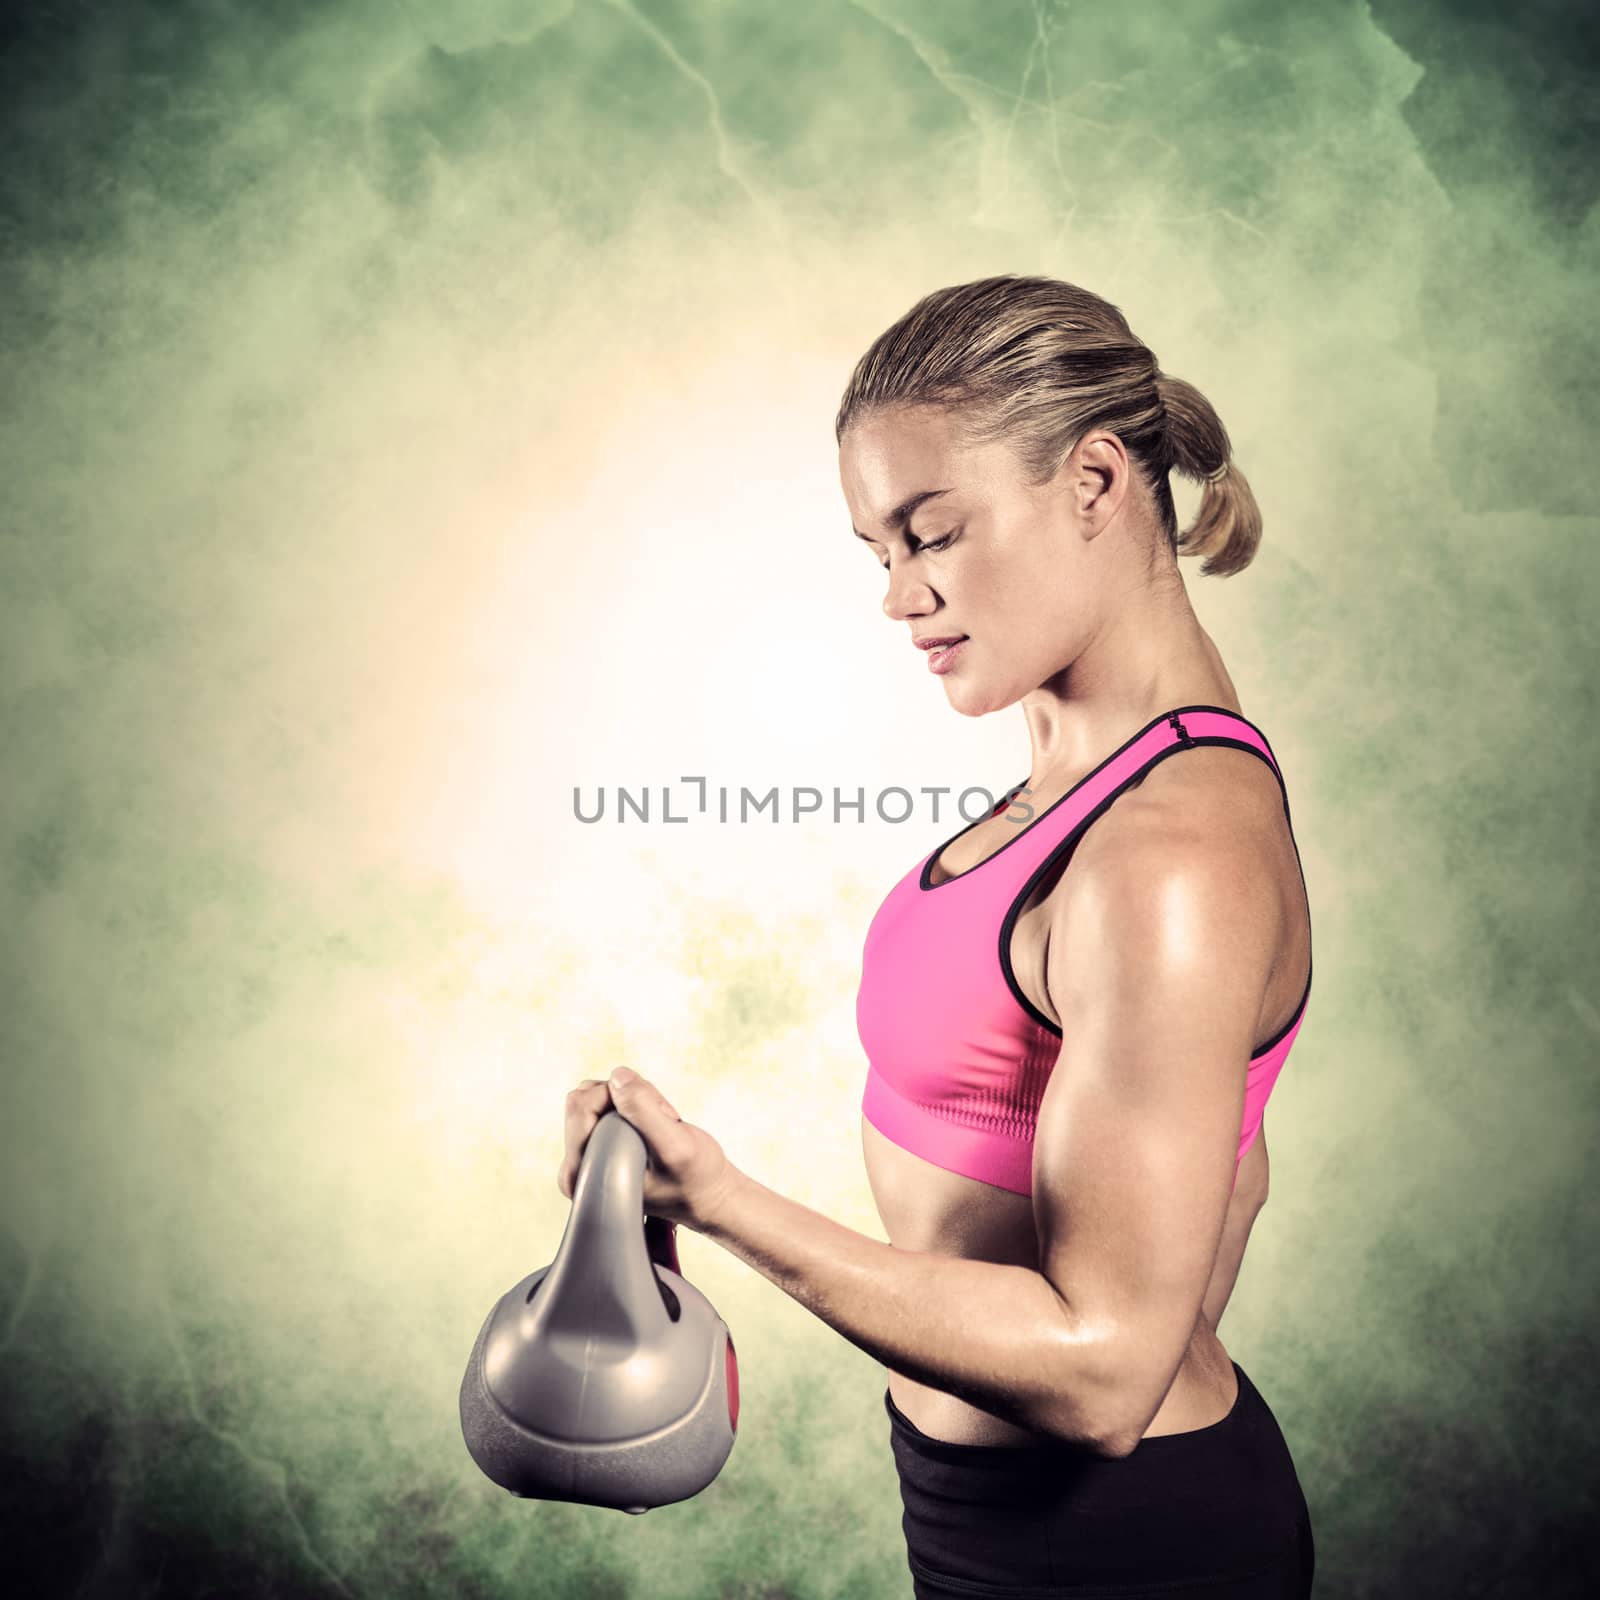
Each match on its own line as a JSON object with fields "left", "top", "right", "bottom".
{"left": 561, "top": 274, "right": 1315, "bottom": 1597}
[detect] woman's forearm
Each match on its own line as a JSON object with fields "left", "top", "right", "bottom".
{"left": 696, "top": 1168, "right": 1124, "bottom": 1450}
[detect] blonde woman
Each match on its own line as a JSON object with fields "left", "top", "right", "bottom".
{"left": 564, "top": 275, "right": 1315, "bottom": 1597}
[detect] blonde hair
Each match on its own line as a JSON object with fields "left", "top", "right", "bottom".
{"left": 834, "top": 274, "right": 1262, "bottom": 578}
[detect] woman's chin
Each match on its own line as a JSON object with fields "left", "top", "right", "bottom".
{"left": 941, "top": 679, "right": 996, "bottom": 717}
{"left": 941, "top": 670, "right": 1023, "bottom": 718}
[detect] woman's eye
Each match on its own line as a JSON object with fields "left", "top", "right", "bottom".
{"left": 876, "top": 532, "right": 955, "bottom": 571}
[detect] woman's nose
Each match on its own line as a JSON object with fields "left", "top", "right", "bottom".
{"left": 882, "top": 568, "right": 934, "bottom": 623}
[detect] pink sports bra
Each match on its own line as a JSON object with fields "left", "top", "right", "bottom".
{"left": 858, "top": 705, "right": 1312, "bottom": 1198}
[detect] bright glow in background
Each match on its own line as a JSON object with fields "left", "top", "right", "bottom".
{"left": 2, "top": 2, "right": 1596, "bottom": 1595}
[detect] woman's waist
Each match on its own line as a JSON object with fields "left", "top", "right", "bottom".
{"left": 887, "top": 1368, "right": 1059, "bottom": 1448}
{"left": 886, "top": 1332, "right": 1241, "bottom": 1450}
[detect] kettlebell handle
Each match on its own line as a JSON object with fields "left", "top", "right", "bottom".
{"left": 570, "top": 1106, "right": 680, "bottom": 1281}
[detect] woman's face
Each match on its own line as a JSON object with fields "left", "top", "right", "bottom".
{"left": 839, "top": 404, "right": 1129, "bottom": 718}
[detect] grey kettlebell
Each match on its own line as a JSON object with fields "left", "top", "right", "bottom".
{"left": 459, "top": 1107, "right": 740, "bottom": 1514}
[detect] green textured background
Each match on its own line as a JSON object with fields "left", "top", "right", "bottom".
{"left": 2, "top": 1, "right": 1596, "bottom": 1596}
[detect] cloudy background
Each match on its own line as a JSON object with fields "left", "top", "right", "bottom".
{"left": 2, "top": 1, "right": 1595, "bottom": 1595}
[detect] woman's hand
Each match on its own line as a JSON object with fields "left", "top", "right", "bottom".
{"left": 557, "top": 1066, "right": 743, "bottom": 1232}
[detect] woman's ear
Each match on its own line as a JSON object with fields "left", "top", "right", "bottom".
{"left": 1062, "top": 431, "right": 1130, "bottom": 532}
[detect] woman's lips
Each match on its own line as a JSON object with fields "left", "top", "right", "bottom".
{"left": 927, "top": 637, "right": 968, "bottom": 674}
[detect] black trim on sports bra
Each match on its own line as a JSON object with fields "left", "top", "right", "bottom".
{"left": 987, "top": 706, "right": 1314, "bottom": 1057}
{"left": 919, "top": 705, "right": 1265, "bottom": 892}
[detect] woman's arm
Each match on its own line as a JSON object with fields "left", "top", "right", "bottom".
{"left": 693, "top": 831, "right": 1279, "bottom": 1459}
{"left": 695, "top": 1173, "right": 1112, "bottom": 1446}
{"left": 1028, "top": 822, "right": 1283, "bottom": 1456}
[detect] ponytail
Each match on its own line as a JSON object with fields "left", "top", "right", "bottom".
{"left": 1152, "top": 371, "right": 1260, "bottom": 579}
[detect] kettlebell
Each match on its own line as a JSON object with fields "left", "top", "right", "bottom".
{"left": 459, "top": 1106, "right": 740, "bottom": 1514}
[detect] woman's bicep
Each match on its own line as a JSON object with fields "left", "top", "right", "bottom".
{"left": 1029, "top": 833, "right": 1279, "bottom": 1446}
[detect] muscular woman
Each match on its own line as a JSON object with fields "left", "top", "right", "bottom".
{"left": 563, "top": 274, "right": 1316, "bottom": 1597}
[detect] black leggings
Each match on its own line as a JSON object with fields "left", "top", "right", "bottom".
{"left": 885, "top": 1362, "right": 1314, "bottom": 1598}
